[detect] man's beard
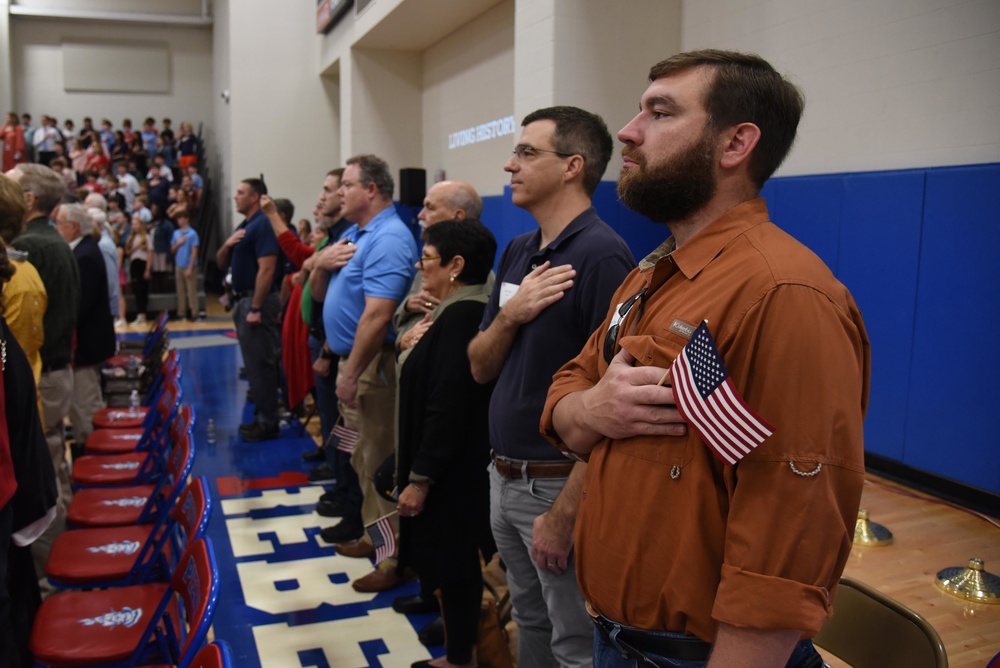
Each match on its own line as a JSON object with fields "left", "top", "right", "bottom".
{"left": 617, "top": 130, "right": 717, "bottom": 224}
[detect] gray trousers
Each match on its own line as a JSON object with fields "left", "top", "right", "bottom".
{"left": 234, "top": 293, "right": 282, "bottom": 430}
{"left": 489, "top": 463, "right": 593, "bottom": 668}
{"left": 34, "top": 367, "right": 73, "bottom": 583}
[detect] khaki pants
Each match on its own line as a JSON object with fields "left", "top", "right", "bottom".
{"left": 338, "top": 351, "right": 398, "bottom": 534}
{"left": 175, "top": 265, "right": 199, "bottom": 316}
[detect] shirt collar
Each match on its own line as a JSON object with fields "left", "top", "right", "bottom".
{"left": 639, "top": 198, "right": 771, "bottom": 280}
{"left": 521, "top": 206, "right": 601, "bottom": 256}
{"left": 68, "top": 236, "right": 83, "bottom": 250}
{"left": 350, "top": 205, "right": 397, "bottom": 240}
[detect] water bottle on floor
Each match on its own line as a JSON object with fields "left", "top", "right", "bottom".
{"left": 206, "top": 419, "right": 217, "bottom": 444}
{"left": 129, "top": 389, "right": 140, "bottom": 409}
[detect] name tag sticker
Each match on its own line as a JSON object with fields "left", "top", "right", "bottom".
{"left": 669, "top": 319, "right": 697, "bottom": 339}
{"left": 499, "top": 282, "right": 519, "bottom": 308}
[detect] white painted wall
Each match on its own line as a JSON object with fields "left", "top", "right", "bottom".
{"left": 550, "top": 0, "right": 681, "bottom": 187}
{"left": 9, "top": 16, "right": 213, "bottom": 133}
{"left": 213, "top": 0, "right": 340, "bottom": 233}
{"left": 682, "top": 0, "right": 1000, "bottom": 175}
{"left": 422, "top": 0, "right": 514, "bottom": 197}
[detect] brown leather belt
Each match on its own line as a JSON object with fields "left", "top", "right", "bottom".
{"left": 492, "top": 454, "right": 575, "bottom": 480}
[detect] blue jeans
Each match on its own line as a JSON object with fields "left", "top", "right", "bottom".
{"left": 307, "top": 334, "right": 338, "bottom": 445}
{"left": 593, "top": 623, "right": 824, "bottom": 668}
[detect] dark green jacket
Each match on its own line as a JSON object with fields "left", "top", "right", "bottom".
{"left": 12, "top": 217, "right": 80, "bottom": 370}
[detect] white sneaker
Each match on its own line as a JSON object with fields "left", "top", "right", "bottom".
{"left": 130, "top": 314, "right": 147, "bottom": 326}
{"left": 114, "top": 318, "right": 127, "bottom": 328}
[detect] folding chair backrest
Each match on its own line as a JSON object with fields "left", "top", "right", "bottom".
{"left": 185, "top": 640, "right": 234, "bottom": 668}
{"left": 172, "top": 537, "right": 221, "bottom": 667}
{"left": 137, "top": 427, "right": 195, "bottom": 525}
{"left": 170, "top": 476, "right": 212, "bottom": 545}
{"left": 142, "top": 314, "right": 170, "bottom": 357}
{"left": 815, "top": 577, "right": 948, "bottom": 668}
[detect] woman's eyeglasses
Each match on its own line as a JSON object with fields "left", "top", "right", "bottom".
{"left": 418, "top": 255, "right": 441, "bottom": 270}
{"left": 603, "top": 287, "right": 647, "bottom": 363}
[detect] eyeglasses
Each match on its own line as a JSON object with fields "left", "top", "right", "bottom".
{"left": 603, "top": 287, "right": 647, "bottom": 363}
{"left": 511, "top": 144, "right": 575, "bottom": 161}
{"left": 418, "top": 255, "right": 441, "bottom": 270}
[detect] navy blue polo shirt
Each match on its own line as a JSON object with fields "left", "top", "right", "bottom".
{"left": 230, "top": 209, "right": 282, "bottom": 293}
{"left": 480, "top": 207, "right": 635, "bottom": 461}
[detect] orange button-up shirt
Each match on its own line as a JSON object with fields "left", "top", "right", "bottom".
{"left": 541, "top": 198, "right": 870, "bottom": 641}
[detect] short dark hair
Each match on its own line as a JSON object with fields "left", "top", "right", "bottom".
{"left": 421, "top": 219, "right": 497, "bottom": 286}
{"left": 274, "top": 198, "right": 295, "bottom": 223}
{"left": 241, "top": 178, "right": 266, "bottom": 197}
{"left": 346, "top": 154, "right": 393, "bottom": 201}
{"left": 327, "top": 167, "right": 345, "bottom": 181}
{"left": 522, "top": 106, "right": 613, "bottom": 197}
{"left": 648, "top": 49, "right": 805, "bottom": 189}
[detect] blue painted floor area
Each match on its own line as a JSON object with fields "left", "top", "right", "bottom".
{"left": 151, "top": 329, "right": 439, "bottom": 668}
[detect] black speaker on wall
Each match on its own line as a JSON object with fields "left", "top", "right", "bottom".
{"left": 399, "top": 168, "right": 426, "bottom": 207}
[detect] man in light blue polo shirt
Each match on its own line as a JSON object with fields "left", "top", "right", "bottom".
{"left": 310, "top": 154, "right": 417, "bottom": 592}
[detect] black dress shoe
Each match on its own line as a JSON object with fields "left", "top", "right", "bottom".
{"left": 239, "top": 421, "right": 256, "bottom": 434}
{"left": 316, "top": 498, "right": 347, "bottom": 518}
{"left": 302, "top": 448, "right": 326, "bottom": 463}
{"left": 319, "top": 519, "right": 363, "bottom": 544}
{"left": 308, "top": 463, "right": 337, "bottom": 484}
{"left": 393, "top": 594, "right": 440, "bottom": 615}
{"left": 417, "top": 616, "right": 444, "bottom": 647}
{"left": 241, "top": 423, "right": 280, "bottom": 442}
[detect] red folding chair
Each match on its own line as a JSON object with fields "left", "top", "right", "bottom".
{"left": 46, "top": 476, "right": 212, "bottom": 589}
{"left": 85, "top": 400, "right": 186, "bottom": 458}
{"left": 92, "top": 351, "right": 180, "bottom": 430}
{"left": 185, "top": 640, "right": 235, "bottom": 668}
{"left": 107, "top": 311, "right": 170, "bottom": 364}
{"left": 67, "top": 425, "right": 194, "bottom": 528}
{"left": 31, "top": 537, "right": 221, "bottom": 667}
{"left": 72, "top": 402, "right": 191, "bottom": 489}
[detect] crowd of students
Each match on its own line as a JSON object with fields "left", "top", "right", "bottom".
{"left": 1, "top": 113, "right": 208, "bottom": 325}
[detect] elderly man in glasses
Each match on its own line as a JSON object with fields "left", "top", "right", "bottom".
{"left": 468, "top": 106, "right": 634, "bottom": 668}
{"left": 542, "top": 51, "right": 869, "bottom": 668}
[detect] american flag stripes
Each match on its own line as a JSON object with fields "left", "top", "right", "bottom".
{"left": 332, "top": 423, "right": 359, "bottom": 454}
{"left": 365, "top": 513, "right": 397, "bottom": 565}
{"left": 669, "top": 321, "right": 774, "bottom": 465}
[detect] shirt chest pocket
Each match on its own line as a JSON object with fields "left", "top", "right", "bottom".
{"left": 616, "top": 332, "right": 694, "bottom": 468}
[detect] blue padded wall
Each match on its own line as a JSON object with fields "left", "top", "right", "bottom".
{"left": 477, "top": 162, "right": 1000, "bottom": 493}
{"left": 904, "top": 164, "right": 1000, "bottom": 493}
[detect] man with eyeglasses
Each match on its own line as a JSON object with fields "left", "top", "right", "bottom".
{"left": 469, "top": 106, "right": 634, "bottom": 668}
{"left": 310, "top": 154, "right": 418, "bottom": 592}
{"left": 542, "top": 51, "right": 869, "bottom": 668}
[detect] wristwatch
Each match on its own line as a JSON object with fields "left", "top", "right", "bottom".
{"left": 249, "top": 306, "right": 261, "bottom": 314}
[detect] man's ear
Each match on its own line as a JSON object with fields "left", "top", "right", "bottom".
{"left": 719, "top": 122, "right": 761, "bottom": 171}
{"left": 563, "top": 154, "right": 586, "bottom": 185}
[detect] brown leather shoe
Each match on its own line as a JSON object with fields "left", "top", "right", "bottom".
{"left": 351, "top": 566, "right": 408, "bottom": 593}
{"left": 335, "top": 539, "right": 375, "bottom": 559}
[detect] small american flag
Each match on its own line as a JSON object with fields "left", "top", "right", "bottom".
{"left": 365, "top": 513, "right": 397, "bottom": 565}
{"left": 670, "top": 321, "right": 774, "bottom": 465}
{"left": 332, "top": 423, "right": 359, "bottom": 454}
